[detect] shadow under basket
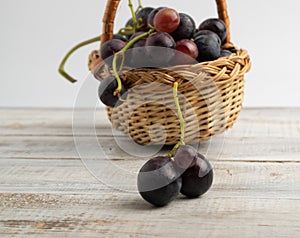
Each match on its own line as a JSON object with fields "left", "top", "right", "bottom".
{"left": 88, "top": 0, "right": 251, "bottom": 145}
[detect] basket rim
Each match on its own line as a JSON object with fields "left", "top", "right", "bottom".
{"left": 90, "top": 46, "right": 251, "bottom": 93}
{"left": 101, "top": 0, "right": 231, "bottom": 46}
{"left": 90, "top": 45, "right": 251, "bottom": 80}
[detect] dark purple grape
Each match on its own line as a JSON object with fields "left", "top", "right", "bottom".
{"left": 100, "top": 39, "right": 126, "bottom": 66}
{"left": 194, "top": 34, "right": 221, "bottom": 62}
{"left": 125, "top": 32, "right": 149, "bottom": 68}
{"left": 171, "top": 13, "right": 196, "bottom": 41}
{"left": 136, "top": 7, "right": 154, "bottom": 31}
{"left": 146, "top": 32, "right": 176, "bottom": 48}
{"left": 113, "top": 34, "right": 128, "bottom": 42}
{"left": 225, "top": 45, "right": 237, "bottom": 53}
{"left": 180, "top": 153, "right": 213, "bottom": 198}
{"left": 98, "top": 76, "right": 127, "bottom": 107}
{"left": 198, "top": 18, "right": 227, "bottom": 43}
{"left": 194, "top": 30, "right": 221, "bottom": 46}
{"left": 145, "top": 32, "right": 176, "bottom": 67}
{"left": 124, "top": 18, "right": 134, "bottom": 39}
{"left": 137, "top": 156, "right": 182, "bottom": 207}
{"left": 129, "top": 31, "right": 147, "bottom": 46}
{"left": 174, "top": 145, "right": 197, "bottom": 170}
{"left": 147, "top": 7, "right": 166, "bottom": 26}
{"left": 220, "top": 49, "right": 232, "bottom": 57}
{"left": 125, "top": 18, "right": 134, "bottom": 28}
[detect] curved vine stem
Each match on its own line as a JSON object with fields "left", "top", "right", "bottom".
{"left": 58, "top": 36, "right": 101, "bottom": 83}
{"left": 168, "top": 82, "right": 186, "bottom": 157}
{"left": 113, "top": 28, "right": 155, "bottom": 95}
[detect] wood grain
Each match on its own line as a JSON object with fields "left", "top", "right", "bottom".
{"left": 1, "top": 135, "right": 299, "bottom": 162}
{"left": 0, "top": 108, "right": 299, "bottom": 237}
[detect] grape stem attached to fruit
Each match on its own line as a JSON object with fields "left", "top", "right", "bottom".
{"left": 119, "top": 0, "right": 142, "bottom": 36}
{"left": 113, "top": 28, "right": 155, "bottom": 96}
{"left": 58, "top": 36, "right": 101, "bottom": 83}
{"left": 128, "top": 0, "right": 138, "bottom": 32}
{"left": 136, "top": 0, "right": 143, "bottom": 12}
{"left": 169, "top": 82, "right": 186, "bottom": 157}
{"left": 58, "top": 0, "right": 144, "bottom": 84}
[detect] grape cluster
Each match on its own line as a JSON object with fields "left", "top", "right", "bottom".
{"left": 137, "top": 145, "right": 213, "bottom": 207}
{"left": 97, "top": 6, "right": 232, "bottom": 108}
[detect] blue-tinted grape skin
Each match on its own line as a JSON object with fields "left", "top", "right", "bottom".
{"left": 220, "top": 49, "right": 232, "bottom": 57}
{"left": 194, "top": 34, "right": 221, "bottom": 62}
{"left": 198, "top": 18, "right": 227, "bottom": 43}
{"left": 194, "top": 30, "right": 221, "bottom": 46}
{"left": 171, "top": 13, "right": 196, "bottom": 41}
{"left": 180, "top": 153, "right": 213, "bottom": 198}
{"left": 98, "top": 76, "right": 127, "bottom": 108}
{"left": 137, "top": 156, "right": 182, "bottom": 207}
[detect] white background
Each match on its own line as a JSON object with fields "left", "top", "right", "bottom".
{"left": 0, "top": 0, "right": 299, "bottom": 108}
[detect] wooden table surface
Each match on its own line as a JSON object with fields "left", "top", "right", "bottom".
{"left": 0, "top": 108, "right": 299, "bottom": 237}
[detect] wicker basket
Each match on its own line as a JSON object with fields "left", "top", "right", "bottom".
{"left": 88, "top": 0, "right": 251, "bottom": 145}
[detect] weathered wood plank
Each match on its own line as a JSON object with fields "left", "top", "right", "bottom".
{"left": 1, "top": 108, "right": 300, "bottom": 138}
{"left": 0, "top": 108, "right": 112, "bottom": 136}
{"left": 0, "top": 159, "right": 298, "bottom": 198}
{"left": 0, "top": 192, "right": 299, "bottom": 237}
{"left": 1, "top": 135, "right": 300, "bottom": 162}
{"left": 0, "top": 108, "right": 299, "bottom": 237}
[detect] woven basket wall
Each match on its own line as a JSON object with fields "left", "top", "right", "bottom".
{"left": 88, "top": 0, "right": 251, "bottom": 145}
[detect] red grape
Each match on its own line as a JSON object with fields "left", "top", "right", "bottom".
{"left": 174, "top": 39, "right": 199, "bottom": 65}
{"left": 153, "top": 8, "right": 180, "bottom": 33}
{"left": 176, "top": 39, "right": 198, "bottom": 59}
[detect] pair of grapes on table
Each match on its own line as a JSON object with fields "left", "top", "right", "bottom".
{"left": 98, "top": 4, "right": 225, "bottom": 207}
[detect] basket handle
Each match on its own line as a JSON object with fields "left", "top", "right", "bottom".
{"left": 101, "top": 0, "right": 230, "bottom": 46}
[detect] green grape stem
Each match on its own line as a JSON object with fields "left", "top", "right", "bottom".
{"left": 118, "top": 27, "right": 135, "bottom": 36}
{"left": 128, "top": 0, "right": 138, "bottom": 32}
{"left": 58, "top": 36, "right": 101, "bottom": 83}
{"left": 136, "top": 0, "right": 143, "bottom": 12}
{"left": 120, "top": 0, "right": 143, "bottom": 36}
{"left": 113, "top": 28, "right": 155, "bottom": 95}
{"left": 168, "top": 82, "right": 186, "bottom": 158}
